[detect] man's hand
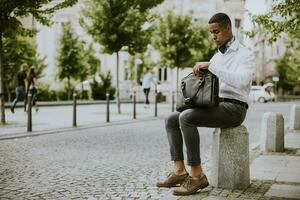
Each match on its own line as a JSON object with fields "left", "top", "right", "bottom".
{"left": 193, "top": 62, "right": 210, "bottom": 76}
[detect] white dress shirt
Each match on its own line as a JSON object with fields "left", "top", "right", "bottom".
{"left": 142, "top": 72, "right": 155, "bottom": 89}
{"left": 208, "top": 39, "right": 255, "bottom": 103}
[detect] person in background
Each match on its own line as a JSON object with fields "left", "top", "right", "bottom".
{"left": 11, "top": 63, "right": 28, "bottom": 113}
{"left": 26, "top": 66, "right": 39, "bottom": 112}
{"left": 141, "top": 67, "right": 156, "bottom": 107}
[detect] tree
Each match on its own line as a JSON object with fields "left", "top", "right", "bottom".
{"left": 251, "top": 0, "right": 300, "bottom": 43}
{"left": 80, "top": 0, "right": 163, "bottom": 113}
{"left": 152, "top": 11, "right": 215, "bottom": 92}
{"left": 3, "top": 34, "right": 46, "bottom": 101}
{"left": 85, "top": 44, "right": 100, "bottom": 76}
{"left": 128, "top": 51, "right": 156, "bottom": 84}
{"left": 275, "top": 50, "right": 300, "bottom": 93}
{"left": 56, "top": 21, "right": 83, "bottom": 100}
{"left": 251, "top": 0, "right": 300, "bottom": 91}
{"left": 90, "top": 71, "right": 116, "bottom": 100}
{"left": 78, "top": 43, "right": 100, "bottom": 99}
{"left": 0, "top": 0, "right": 77, "bottom": 124}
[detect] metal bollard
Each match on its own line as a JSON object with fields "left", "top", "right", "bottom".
{"left": 172, "top": 91, "right": 175, "bottom": 112}
{"left": 106, "top": 92, "right": 110, "bottom": 122}
{"left": 27, "top": 93, "right": 32, "bottom": 132}
{"left": 73, "top": 93, "right": 77, "bottom": 127}
{"left": 154, "top": 89, "right": 158, "bottom": 117}
{"left": 133, "top": 91, "right": 136, "bottom": 119}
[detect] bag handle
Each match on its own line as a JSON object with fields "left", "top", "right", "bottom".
{"left": 181, "top": 73, "right": 204, "bottom": 103}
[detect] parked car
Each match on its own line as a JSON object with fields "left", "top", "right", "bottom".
{"left": 249, "top": 83, "right": 275, "bottom": 103}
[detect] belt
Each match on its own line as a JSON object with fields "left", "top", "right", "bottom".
{"left": 219, "top": 98, "right": 248, "bottom": 109}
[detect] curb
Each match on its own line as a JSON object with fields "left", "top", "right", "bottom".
{"left": 5, "top": 100, "right": 146, "bottom": 108}
{"left": 0, "top": 116, "right": 165, "bottom": 141}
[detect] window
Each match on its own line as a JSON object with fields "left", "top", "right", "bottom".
{"left": 158, "top": 68, "right": 162, "bottom": 81}
{"left": 158, "top": 67, "right": 168, "bottom": 82}
{"left": 123, "top": 60, "right": 129, "bottom": 80}
{"left": 124, "top": 68, "right": 129, "bottom": 80}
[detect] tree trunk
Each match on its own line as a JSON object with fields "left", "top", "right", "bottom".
{"left": 0, "top": 33, "right": 6, "bottom": 124}
{"left": 116, "top": 51, "right": 121, "bottom": 114}
{"left": 67, "top": 78, "right": 71, "bottom": 100}
{"left": 5, "top": 84, "right": 11, "bottom": 102}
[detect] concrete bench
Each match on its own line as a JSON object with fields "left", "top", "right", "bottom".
{"left": 290, "top": 105, "right": 300, "bottom": 130}
{"left": 211, "top": 125, "right": 250, "bottom": 189}
{"left": 260, "top": 112, "right": 284, "bottom": 152}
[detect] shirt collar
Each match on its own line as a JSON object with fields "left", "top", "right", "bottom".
{"left": 226, "top": 37, "right": 239, "bottom": 52}
{"left": 218, "top": 36, "right": 238, "bottom": 54}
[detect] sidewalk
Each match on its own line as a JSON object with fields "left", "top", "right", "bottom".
{"left": 0, "top": 103, "right": 172, "bottom": 140}
{"left": 4, "top": 99, "right": 142, "bottom": 108}
{"left": 161, "top": 130, "right": 300, "bottom": 200}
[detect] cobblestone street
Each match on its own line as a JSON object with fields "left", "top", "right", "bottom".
{"left": 0, "top": 102, "right": 299, "bottom": 199}
{"left": 0, "top": 119, "right": 212, "bottom": 200}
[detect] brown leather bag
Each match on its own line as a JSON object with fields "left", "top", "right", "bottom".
{"left": 176, "top": 70, "right": 219, "bottom": 112}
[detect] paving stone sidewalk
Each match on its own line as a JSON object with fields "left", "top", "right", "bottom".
{"left": 0, "top": 103, "right": 172, "bottom": 139}
{"left": 161, "top": 131, "right": 300, "bottom": 200}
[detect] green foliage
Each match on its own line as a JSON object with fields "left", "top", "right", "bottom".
{"left": 128, "top": 56, "right": 136, "bottom": 81}
{"left": 80, "top": 0, "right": 163, "bottom": 55}
{"left": 56, "top": 21, "right": 83, "bottom": 99}
{"left": 85, "top": 44, "right": 100, "bottom": 76}
{"left": 3, "top": 34, "right": 46, "bottom": 100}
{"left": 78, "top": 43, "right": 100, "bottom": 82}
{"left": 128, "top": 51, "right": 155, "bottom": 83}
{"left": 36, "top": 84, "right": 57, "bottom": 101}
{"left": 90, "top": 72, "right": 116, "bottom": 100}
{"left": 0, "top": 0, "right": 78, "bottom": 36}
{"left": 276, "top": 50, "right": 300, "bottom": 90}
{"left": 80, "top": 0, "right": 163, "bottom": 112}
{"left": 190, "top": 22, "right": 216, "bottom": 63}
{"left": 77, "top": 43, "right": 100, "bottom": 99}
{"left": 152, "top": 11, "right": 215, "bottom": 69}
{"left": 0, "top": 0, "right": 78, "bottom": 123}
{"left": 251, "top": 0, "right": 300, "bottom": 92}
{"left": 56, "top": 88, "right": 69, "bottom": 101}
{"left": 251, "top": 0, "right": 300, "bottom": 43}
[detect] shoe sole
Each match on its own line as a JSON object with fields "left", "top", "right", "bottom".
{"left": 172, "top": 182, "right": 209, "bottom": 196}
{"left": 156, "top": 182, "right": 181, "bottom": 188}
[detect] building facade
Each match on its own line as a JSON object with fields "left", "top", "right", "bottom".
{"left": 37, "top": 0, "right": 280, "bottom": 101}
{"left": 244, "top": 0, "right": 287, "bottom": 84}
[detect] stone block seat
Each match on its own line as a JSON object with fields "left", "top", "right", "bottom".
{"left": 211, "top": 125, "right": 250, "bottom": 189}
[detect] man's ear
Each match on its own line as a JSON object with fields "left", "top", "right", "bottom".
{"left": 226, "top": 24, "right": 231, "bottom": 31}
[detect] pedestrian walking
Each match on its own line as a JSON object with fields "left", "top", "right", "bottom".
{"left": 141, "top": 67, "right": 156, "bottom": 107}
{"left": 11, "top": 63, "right": 29, "bottom": 113}
{"left": 156, "top": 13, "right": 255, "bottom": 196}
{"left": 26, "top": 66, "right": 39, "bottom": 112}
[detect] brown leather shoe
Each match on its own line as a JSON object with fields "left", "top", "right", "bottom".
{"left": 172, "top": 174, "right": 209, "bottom": 196}
{"left": 156, "top": 172, "right": 189, "bottom": 188}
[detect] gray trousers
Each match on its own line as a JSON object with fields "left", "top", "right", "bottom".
{"left": 165, "top": 102, "right": 247, "bottom": 166}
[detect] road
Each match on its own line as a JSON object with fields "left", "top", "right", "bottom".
{"left": 0, "top": 120, "right": 173, "bottom": 199}
{"left": 0, "top": 101, "right": 298, "bottom": 199}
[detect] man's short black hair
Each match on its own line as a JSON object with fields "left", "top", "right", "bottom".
{"left": 208, "top": 13, "right": 231, "bottom": 27}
